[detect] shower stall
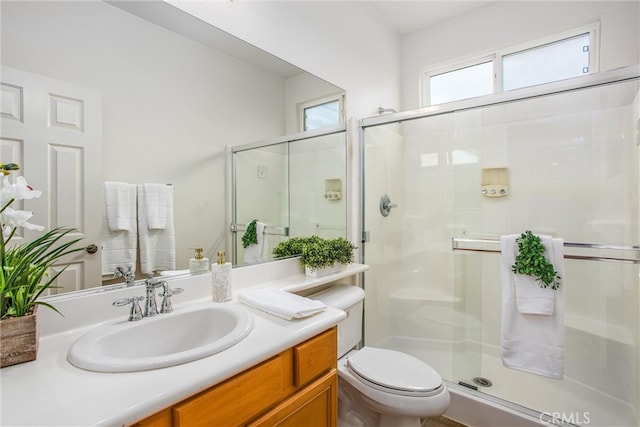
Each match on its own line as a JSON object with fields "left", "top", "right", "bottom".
{"left": 229, "top": 125, "right": 347, "bottom": 265}
{"left": 360, "top": 66, "right": 639, "bottom": 426}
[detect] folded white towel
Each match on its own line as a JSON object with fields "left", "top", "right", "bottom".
{"left": 501, "top": 234, "right": 565, "bottom": 379}
{"left": 238, "top": 288, "right": 327, "bottom": 320}
{"left": 138, "top": 184, "right": 176, "bottom": 274}
{"left": 104, "top": 181, "right": 134, "bottom": 231}
{"left": 101, "top": 183, "right": 137, "bottom": 275}
{"left": 244, "top": 221, "right": 267, "bottom": 265}
{"left": 143, "top": 183, "right": 170, "bottom": 230}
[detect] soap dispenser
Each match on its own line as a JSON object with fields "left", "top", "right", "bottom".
{"left": 189, "top": 248, "right": 210, "bottom": 274}
{"left": 211, "top": 251, "right": 232, "bottom": 302}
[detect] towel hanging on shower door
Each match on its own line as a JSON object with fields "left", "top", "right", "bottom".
{"left": 500, "top": 234, "right": 565, "bottom": 379}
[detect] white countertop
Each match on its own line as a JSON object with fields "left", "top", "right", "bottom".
{"left": 0, "top": 260, "right": 368, "bottom": 427}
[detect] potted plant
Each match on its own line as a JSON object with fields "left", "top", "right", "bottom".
{"left": 0, "top": 163, "right": 84, "bottom": 368}
{"left": 272, "top": 236, "right": 357, "bottom": 278}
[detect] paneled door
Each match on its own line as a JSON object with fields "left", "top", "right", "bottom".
{"left": 0, "top": 66, "right": 102, "bottom": 293}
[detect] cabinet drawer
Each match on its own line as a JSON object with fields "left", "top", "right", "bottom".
{"left": 173, "top": 354, "right": 286, "bottom": 427}
{"left": 293, "top": 327, "right": 337, "bottom": 387}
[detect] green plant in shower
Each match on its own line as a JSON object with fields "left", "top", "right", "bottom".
{"left": 511, "top": 230, "right": 561, "bottom": 290}
{"left": 241, "top": 219, "right": 258, "bottom": 248}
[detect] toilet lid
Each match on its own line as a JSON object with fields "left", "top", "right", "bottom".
{"left": 346, "top": 347, "right": 443, "bottom": 395}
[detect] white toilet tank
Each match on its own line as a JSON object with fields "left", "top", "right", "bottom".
{"left": 311, "top": 284, "right": 365, "bottom": 358}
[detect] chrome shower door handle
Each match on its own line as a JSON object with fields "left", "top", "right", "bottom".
{"left": 379, "top": 194, "right": 397, "bottom": 217}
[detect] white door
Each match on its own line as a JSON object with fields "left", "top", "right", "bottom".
{"left": 0, "top": 66, "right": 102, "bottom": 293}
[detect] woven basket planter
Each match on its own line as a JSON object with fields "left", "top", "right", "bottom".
{"left": 0, "top": 307, "right": 38, "bottom": 368}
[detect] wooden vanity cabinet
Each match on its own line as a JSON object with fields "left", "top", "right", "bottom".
{"left": 132, "top": 327, "right": 337, "bottom": 427}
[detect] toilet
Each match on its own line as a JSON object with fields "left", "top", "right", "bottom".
{"left": 311, "top": 284, "right": 450, "bottom": 427}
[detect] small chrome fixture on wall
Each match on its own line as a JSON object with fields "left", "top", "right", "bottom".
{"left": 379, "top": 194, "right": 397, "bottom": 217}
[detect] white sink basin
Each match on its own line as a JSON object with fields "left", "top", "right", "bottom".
{"left": 68, "top": 303, "right": 253, "bottom": 372}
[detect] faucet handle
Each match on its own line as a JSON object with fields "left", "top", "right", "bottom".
{"left": 113, "top": 296, "right": 145, "bottom": 321}
{"left": 159, "top": 284, "right": 184, "bottom": 314}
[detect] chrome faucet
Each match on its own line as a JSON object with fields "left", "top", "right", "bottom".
{"left": 144, "top": 273, "right": 163, "bottom": 317}
{"left": 113, "top": 265, "right": 135, "bottom": 286}
{"left": 159, "top": 282, "right": 184, "bottom": 314}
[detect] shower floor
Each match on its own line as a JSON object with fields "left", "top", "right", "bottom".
{"left": 375, "top": 336, "right": 636, "bottom": 427}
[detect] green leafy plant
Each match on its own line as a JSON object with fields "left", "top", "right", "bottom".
{"left": 511, "top": 230, "right": 561, "bottom": 290}
{"left": 0, "top": 163, "right": 84, "bottom": 319}
{"left": 241, "top": 219, "right": 258, "bottom": 248}
{"left": 272, "top": 236, "right": 356, "bottom": 269}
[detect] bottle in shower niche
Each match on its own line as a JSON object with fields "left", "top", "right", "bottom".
{"left": 189, "top": 248, "right": 210, "bottom": 274}
{"left": 211, "top": 251, "right": 232, "bottom": 302}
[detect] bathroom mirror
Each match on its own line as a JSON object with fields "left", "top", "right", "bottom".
{"left": 0, "top": 0, "right": 345, "bottom": 294}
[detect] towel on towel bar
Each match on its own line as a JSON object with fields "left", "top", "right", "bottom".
{"left": 238, "top": 288, "right": 327, "bottom": 320}
{"left": 101, "top": 183, "right": 137, "bottom": 275}
{"left": 138, "top": 184, "right": 176, "bottom": 274}
{"left": 501, "top": 234, "right": 565, "bottom": 379}
{"left": 142, "top": 183, "right": 171, "bottom": 230}
{"left": 104, "top": 181, "right": 135, "bottom": 231}
{"left": 243, "top": 221, "right": 268, "bottom": 265}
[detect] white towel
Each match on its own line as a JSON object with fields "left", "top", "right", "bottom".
{"left": 138, "top": 184, "right": 176, "bottom": 274}
{"left": 142, "top": 183, "right": 170, "bottom": 230}
{"left": 243, "top": 221, "right": 267, "bottom": 265}
{"left": 238, "top": 288, "right": 327, "bottom": 320}
{"left": 101, "top": 183, "right": 137, "bottom": 275}
{"left": 104, "top": 181, "right": 134, "bottom": 231}
{"left": 501, "top": 234, "right": 565, "bottom": 379}
{"left": 503, "top": 234, "right": 557, "bottom": 315}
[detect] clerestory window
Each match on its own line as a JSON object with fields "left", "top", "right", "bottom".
{"left": 421, "top": 24, "right": 599, "bottom": 106}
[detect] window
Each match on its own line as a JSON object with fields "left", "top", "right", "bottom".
{"left": 502, "top": 33, "right": 591, "bottom": 91}
{"left": 429, "top": 60, "right": 494, "bottom": 105}
{"left": 299, "top": 94, "right": 345, "bottom": 132}
{"left": 421, "top": 24, "right": 598, "bottom": 106}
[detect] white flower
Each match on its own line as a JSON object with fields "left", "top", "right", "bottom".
{"left": 0, "top": 175, "right": 45, "bottom": 241}
{"left": 0, "top": 176, "right": 42, "bottom": 207}
{"left": 1, "top": 207, "right": 45, "bottom": 239}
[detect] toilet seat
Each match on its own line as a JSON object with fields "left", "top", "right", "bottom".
{"left": 346, "top": 347, "right": 444, "bottom": 397}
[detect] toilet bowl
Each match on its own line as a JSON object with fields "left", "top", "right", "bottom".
{"left": 311, "top": 285, "right": 450, "bottom": 427}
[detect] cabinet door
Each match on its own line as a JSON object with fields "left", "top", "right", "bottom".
{"left": 173, "top": 354, "right": 286, "bottom": 427}
{"left": 293, "top": 327, "right": 337, "bottom": 387}
{"left": 248, "top": 370, "right": 337, "bottom": 427}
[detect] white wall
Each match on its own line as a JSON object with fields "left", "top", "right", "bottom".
{"left": 167, "top": 0, "right": 401, "bottom": 120}
{"left": 401, "top": 0, "right": 640, "bottom": 110}
{"left": 1, "top": 1, "right": 287, "bottom": 273}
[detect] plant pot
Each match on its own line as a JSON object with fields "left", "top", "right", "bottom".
{"left": 0, "top": 307, "right": 38, "bottom": 368}
{"left": 305, "top": 263, "right": 348, "bottom": 278}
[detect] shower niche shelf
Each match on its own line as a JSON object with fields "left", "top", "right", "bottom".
{"left": 481, "top": 167, "right": 508, "bottom": 197}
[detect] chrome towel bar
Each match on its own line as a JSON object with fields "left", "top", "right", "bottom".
{"left": 452, "top": 237, "right": 640, "bottom": 264}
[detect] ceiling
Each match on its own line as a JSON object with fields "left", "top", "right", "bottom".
{"left": 113, "top": 1, "right": 495, "bottom": 79}
{"left": 364, "top": 1, "right": 494, "bottom": 35}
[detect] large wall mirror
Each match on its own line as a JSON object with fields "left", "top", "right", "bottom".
{"left": 0, "top": 0, "right": 345, "bottom": 295}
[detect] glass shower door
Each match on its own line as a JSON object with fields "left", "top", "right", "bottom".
{"left": 361, "top": 75, "right": 640, "bottom": 427}
{"left": 361, "top": 115, "right": 482, "bottom": 384}
{"left": 232, "top": 142, "right": 289, "bottom": 265}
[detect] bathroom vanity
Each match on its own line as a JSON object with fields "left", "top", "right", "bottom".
{"left": 134, "top": 327, "right": 337, "bottom": 427}
{"left": 0, "top": 258, "right": 368, "bottom": 427}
